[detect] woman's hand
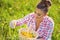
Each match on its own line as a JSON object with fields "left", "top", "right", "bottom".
{"left": 37, "top": 38, "right": 44, "bottom": 40}
{"left": 9, "top": 20, "right": 16, "bottom": 28}
{"left": 39, "top": 38, "right": 44, "bottom": 40}
{"left": 36, "top": 36, "right": 44, "bottom": 40}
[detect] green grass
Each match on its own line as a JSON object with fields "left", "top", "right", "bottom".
{"left": 0, "top": 0, "right": 60, "bottom": 40}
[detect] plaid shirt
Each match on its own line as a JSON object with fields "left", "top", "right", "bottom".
{"left": 16, "top": 12, "right": 54, "bottom": 40}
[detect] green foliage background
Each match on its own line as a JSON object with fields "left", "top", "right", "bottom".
{"left": 0, "top": 0, "right": 60, "bottom": 40}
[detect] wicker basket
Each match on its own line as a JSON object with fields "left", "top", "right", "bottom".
{"left": 19, "top": 28, "right": 38, "bottom": 40}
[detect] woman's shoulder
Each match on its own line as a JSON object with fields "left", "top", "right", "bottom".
{"left": 44, "top": 16, "right": 54, "bottom": 22}
{"left": 29, "top": 12, "right": 35, "bottom": 15}
{"left": 24, "top": 12, "right": 35, "bottom": 17}
{"left": 43, "top": 16, "right": 54, "bottom": 26}
{"left": 27, "top": 12, "right": 35, "bottom": 18}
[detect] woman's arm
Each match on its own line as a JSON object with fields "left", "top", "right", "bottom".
{"left": 9, "top": 13, "right": 33, "bottom": 28}
{"left": 37, "top": 20, "right": 54, "bottom": 40}
{"left": 16, "top": 14, "right": 31, "bottom": 26}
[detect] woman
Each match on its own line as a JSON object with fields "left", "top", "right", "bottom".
{"left": 10, "top": 0, "right": 54, "bottom": 40}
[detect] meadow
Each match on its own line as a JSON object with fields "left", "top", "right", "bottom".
{"left": 0, "top": 0, "right": 60, "bottom": 40}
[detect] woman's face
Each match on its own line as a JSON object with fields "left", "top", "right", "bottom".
{"left": 35, "top": 8, "right": 46, "bottom": 19}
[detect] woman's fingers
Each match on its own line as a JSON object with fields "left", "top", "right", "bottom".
{"left": 9, "top": 20, "right": 16, "bottom": 28}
